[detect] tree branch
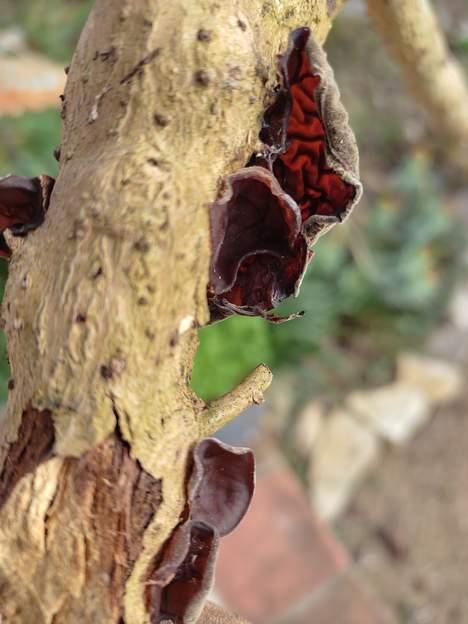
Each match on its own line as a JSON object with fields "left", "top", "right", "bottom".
{"left": 0, "top": 1, "right": 344, "bottom": 622}
{"left": 200, "top": 364, "right": 273, "bottom": 438}
{"left": 367, "top": 0, "right": 468, "bottom": 171}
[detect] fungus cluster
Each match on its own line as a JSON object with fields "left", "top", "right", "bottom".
{"left": 0, "top": 30, "right": 361, "bottom": 325}
{"left": 0, "top": 29, "right": 362, "bottom": 624}
{"left": 208, "top": 27, "right": 362, "bottom": 322}
{"left": 145, "top": 438, "right": 254, "bottom": 623}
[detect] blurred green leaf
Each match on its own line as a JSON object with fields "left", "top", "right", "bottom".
{"left": 191, "top": 316, "right": 275, "bottom": 401}
{"left": 1, "top": 0, "right": 94, "bottom": 63}
{"left": 0, "top": 109, "right": 60, "bottom": 177}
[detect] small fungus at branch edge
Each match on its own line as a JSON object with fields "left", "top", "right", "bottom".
{"left": 0, "top": 174, "right": 55, "bottom": 258}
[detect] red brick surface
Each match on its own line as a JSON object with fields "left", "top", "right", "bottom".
{"left": 215, "top": 463, "right": 349, "bottom": 622}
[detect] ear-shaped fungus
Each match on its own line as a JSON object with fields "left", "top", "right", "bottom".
{"left": 209, "top": 167, "right": 311, "bottom": 323}
{"left": 188, "top": 437, "right": 254, "bottom": 536}
{"left": 259, "top": 27, "right": 359, "bottom": 230}
{"left": 208, "top": 27, "right": 362, "bottom": 322}
{"left": 145, "top": 439, "right": 254, "bottom": 624}
{"left": 0, "top": 174, "right": 54, "bottom": 258}
{"left": 145, "top": 521, "right": 219, "bottom": 624}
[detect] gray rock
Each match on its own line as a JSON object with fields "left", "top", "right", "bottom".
{"left": 427, "top": 324, "right": 468, "bottom": 363}
{"left": 347, "top": 383, "right": 430, "bottom": 445}
{"left": 449, "top": 286, "right": 468, "bottom": 331}
{"left": 311, "top": 410, "right": 379, "bottom": 520}
{"left": 293, "top": 401, "right": 324, "bottom": 456}
{"left": 396, "top": 352, "right": 463, "bottom": 405}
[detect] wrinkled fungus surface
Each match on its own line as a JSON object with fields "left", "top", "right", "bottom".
{"left": 145, "top": 439, "right": 254, "bottom": 623}
{"left": 209, "top": 167, "right": 309, "bottom": 320}
{"left": 260, "top": 27, "right": 356, "bottom": 223}
{"left": 0, "top": 174, "right": 54, "bottom": 258}
{"left": 208, "top": 27, "right": 360, "bottom": 321}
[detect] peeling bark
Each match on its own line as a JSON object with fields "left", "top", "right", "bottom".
{"left": 0, "top": 1, "right": 345, "bottom": 622}
{"left": 0, "top": 407, "right": 54, "bottom": 511}
{"left": 0, "top": 427, "right": 162, "bottom": 623}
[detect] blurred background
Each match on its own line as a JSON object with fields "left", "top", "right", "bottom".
{"left": 1, "top": 1, "right": 468, "bottom": 623}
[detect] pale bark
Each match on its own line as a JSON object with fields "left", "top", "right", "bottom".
{"left": 199, "top": 602, "right": 250, "bottom": 624}
{"left": 0, "top": 1, "right": 342, "bottom": 622}
{"left": 367, "top": 0, "right": 468, "bottom": 170}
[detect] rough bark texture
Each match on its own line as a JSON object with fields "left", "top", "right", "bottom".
{"left": 0, "top": 407, "right": 54, "bottom": 509}
{"left": 199, "top": 602, "right": 250, "bottom": 624}
{"left": 0, "top": 1, "right": 343, "bottom": 622}
{"left": 367, "top": 0, "right": 468, "bottom": 170}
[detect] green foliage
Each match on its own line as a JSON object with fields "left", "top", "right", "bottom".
{"left": 0, "top": 109, "right": 60, "bottom": 178}
{"left": 191, "top": 155, "right": 465, "bottom": 401}
{"left": 192, "top": 317, "right": 275, "bottom": 402}
{"left": 1, "top": 0, "right": 93, "bottom": 63}
{"left": 449, "top": 33, "right": 468, "bottom": 56}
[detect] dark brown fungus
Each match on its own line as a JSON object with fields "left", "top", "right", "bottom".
{"left": 188, "top": 438, "right": 254, "bottom": 536}
{"left": 147, "top": 521, "right": 219, "bottom": 624}
{"left": 209, "top": 297, "right": 305, "bottom": 324}
{"left": 208, "top": 166, "right": 311, "bottom": 322}
{"left": 145, "top": 439, "right": 255, "bottom": 623}
{"left": 0, "top": 174, "right": 55, "bottom": 259}
{"left": 145, "top": 522, "right": 193, "bottom": 622}
{"left": 208, "top": 27, "right": 362, "bottom": 322}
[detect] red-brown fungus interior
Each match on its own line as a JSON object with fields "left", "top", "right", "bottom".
{"left": 262, "top": 27, "right": 356, "bottom": 221}
{"left": 154, "top": 522, "right": 217, "bottom": 624}
{"left": 208, "top": 28, "right": 357, "bottom": 319}
{"left": 210, "top": 167, "right": 307, "bottom": 310}
{"left": 223, "top": 241, "right": 306, "bottom": 310}
{"left": 0, "top": 176, "right": 41, "bottom": 229}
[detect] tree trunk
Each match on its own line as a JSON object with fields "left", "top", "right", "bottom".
{"left": 0, "top": 1, "right": 342, "bottom": 622}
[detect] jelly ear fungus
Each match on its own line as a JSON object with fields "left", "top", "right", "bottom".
{"left": 209, "top": 166, "right": 311, "bottom": 323}
{"left": 145, "top": 439, "right": 255, "bottom": 624}
{"left": 208, "top": 27, "right": 362, "bottom": 322}
{"left": 188, "top": 437, "right": 255, "bottom": 536}
{"left": 0, "top": 174, "right": 54, "bottom": 258}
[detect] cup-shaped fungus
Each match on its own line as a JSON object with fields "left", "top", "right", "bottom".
{"left": 208, "top": 27, "right": 362, "bottom": 322}
{"left": 209, "top": 166, "right": 311, "bottom": 322}
{"left": 0, "top": 174, "right": 54, "bottom": 258}
{"left": 145, "top": 439, "right": 255, "bottom": 624}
